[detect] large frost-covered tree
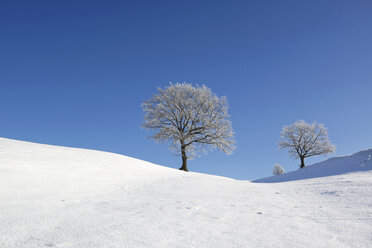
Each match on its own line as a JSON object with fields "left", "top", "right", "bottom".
{"left": 279, "top": 120, "right": 335, "bottom": 168}
{"left": 142, "top": 82, "right": 235, "bottom": 172}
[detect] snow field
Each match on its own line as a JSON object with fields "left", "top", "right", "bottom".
{"left": 0, "top": 138, "right": 371, "bottom": 247}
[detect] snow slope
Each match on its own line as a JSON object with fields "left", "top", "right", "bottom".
{"left": 0, "top": 137, "right": 371, "bottom": 248}
{"left": 254, "top": 149, "right": 372, "bottom": 183}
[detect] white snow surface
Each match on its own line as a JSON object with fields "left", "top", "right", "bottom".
{"left": 254, "top": 149, "right": 372, "bottom": 183}
{"left": 0, "top": 137, "right": 371, "bottom": 248}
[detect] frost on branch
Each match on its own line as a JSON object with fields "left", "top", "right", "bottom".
{"left": 272, "top": 164, "right": 285, "bottom": 175}
{"left": 278, "top": 120, "right": 335, "bottom": 168}
{"left": 142, "top": 82, "right": 235, "bottom": 171}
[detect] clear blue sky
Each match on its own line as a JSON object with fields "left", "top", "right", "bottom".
{"left": 1, "top": 0, "right": 371, "bottom": 180}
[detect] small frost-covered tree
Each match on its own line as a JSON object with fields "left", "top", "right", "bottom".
{"left": 142, "top": 82, "right": 235, "bottom": 172}
{"left": 279, "top": 120, "right": 335, "bottom": 168}
{"left": 272, "top": 164, "right": 285, "bottom": 175}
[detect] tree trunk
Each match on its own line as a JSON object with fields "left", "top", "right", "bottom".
{"left": 179, "top": 142, "right": 188, "bottom": 172}
{"left": 300, "top": 156, "right": 305, "bottom": 168}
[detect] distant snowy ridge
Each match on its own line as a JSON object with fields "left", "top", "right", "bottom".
{"left": 254, "top": 148, "right": 372, "bottom": 183}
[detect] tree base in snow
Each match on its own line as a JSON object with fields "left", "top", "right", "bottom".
{"left": 179, "top": 167, "right": 189, "bottom": 172}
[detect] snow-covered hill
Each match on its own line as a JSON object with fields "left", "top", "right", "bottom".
{"left": 254, "top": 149, "right": 372, "bottom": 183}
{"left": 0, "top": 137, "right": 371, "bottom": 248}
